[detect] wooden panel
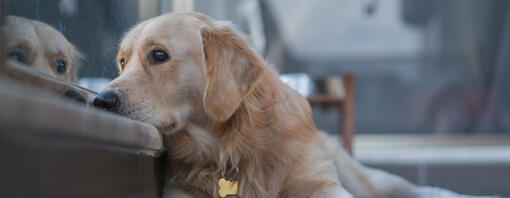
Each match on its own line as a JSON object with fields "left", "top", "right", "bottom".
{"left": 0, "top": 78, "right": 165, "bottom": 198}
{"left": 0, "top": 130, "right": 164, "bottom": 198}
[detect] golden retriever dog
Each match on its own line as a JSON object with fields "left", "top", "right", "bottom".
{"left": 93, "top": 12, "right": 352, "bottom": 198}
{"left": 94, "top": 12, "right": 495, "bottom": 198}
{"left": 3, "top": 16, "right": 82, "bottom": 83}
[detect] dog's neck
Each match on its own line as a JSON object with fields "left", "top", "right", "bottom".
{"left": 168, "top": 107, "right": 271, "bottom": 172}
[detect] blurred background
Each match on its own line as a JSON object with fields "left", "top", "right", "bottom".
{"left": 4, "top": 0, "right": 510, "bottom": 196}
{"left": 7, "top": 0, "right": 510, "bottom": 134}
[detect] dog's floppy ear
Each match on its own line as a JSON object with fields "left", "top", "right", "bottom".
{"left": 200, "top": 22, "right": 264, "bottom": 122}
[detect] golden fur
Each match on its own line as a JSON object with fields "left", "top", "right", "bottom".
{"left": 104, "top": 12, "right": 352, "bottom": 198}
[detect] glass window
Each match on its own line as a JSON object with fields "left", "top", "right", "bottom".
{"left": 3, "top": 0, "right": 510, "bottom": 134}
{"left": 2, "top": 0, "right": 264, "bottom": 93}
{"left": 4, "top": 0, "right": 140, "bottom": 92}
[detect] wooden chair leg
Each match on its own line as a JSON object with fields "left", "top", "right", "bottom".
{"left": 341, "top": 74, "right": 356, "bottom": 155}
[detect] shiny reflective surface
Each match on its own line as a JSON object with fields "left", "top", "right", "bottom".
{"left": 4, "top": 0, "right": 139, "bottom": 91}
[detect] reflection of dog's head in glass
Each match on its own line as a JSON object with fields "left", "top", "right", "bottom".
{"left": 2, "top": 16, "right": 82, "bottom": 83}
{"left": 2, "top": 16, "right": 86, "bottom": 103}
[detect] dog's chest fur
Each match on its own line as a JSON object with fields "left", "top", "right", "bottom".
{"left": 164, "top": 124, "right": 314, "bottom": 198}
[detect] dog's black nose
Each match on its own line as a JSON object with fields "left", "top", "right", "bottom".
{"left": 93, "top": 90, "right": 119, "bottom": 110}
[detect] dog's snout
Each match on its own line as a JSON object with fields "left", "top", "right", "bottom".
{"left": 93, "top": 90, "right": 120, "bottom": 110}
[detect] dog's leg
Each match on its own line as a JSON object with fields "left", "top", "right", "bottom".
{"left": 319, "top": 132, "right": 418, "bottom": 198}
{"left": 282, "top": 151, "right": 354, "bottom": 198}
{"left": 310, "top": 186, "right": 353, "bottom": 198}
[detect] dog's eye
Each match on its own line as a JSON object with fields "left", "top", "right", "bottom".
{"left": 55, "top": 58, "right": 67, "bottom": 75}
{"left": 9, "top": 51, "right": 27, "bottom": 64}
{"left": 120, "top": 58, "right": 126, "bottom": 69}
{"left": 150, "top": 50, "right": 169, "bottom": 64}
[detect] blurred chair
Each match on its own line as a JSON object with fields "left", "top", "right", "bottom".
{"left": 281, "top": 73, "right": 356, "bottom": 155}
{"left": 308, "top": 74, "right": 356, "bottom": 155}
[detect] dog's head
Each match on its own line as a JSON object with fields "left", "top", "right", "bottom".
{"left": 2, "top": 16, "right": 82, "bottom": 82}
{"left": 94, "top": 12, "right": 264, "bottom": 133}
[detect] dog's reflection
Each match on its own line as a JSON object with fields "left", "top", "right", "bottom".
{"left": 2, "top": 16, "right": 86, "bottom": 103}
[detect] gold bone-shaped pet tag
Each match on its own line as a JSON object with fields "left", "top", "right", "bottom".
{"left": 218, "top": 178, "right": 239, "bottom": 197}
